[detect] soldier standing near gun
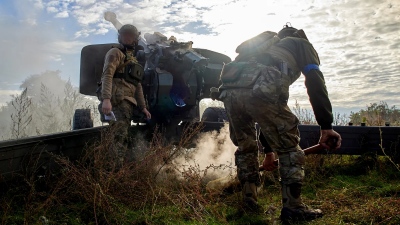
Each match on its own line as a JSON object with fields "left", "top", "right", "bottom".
{"left": 99, "top": 24, "right": 151, "bottom": 166}
{"left": 211, "top": 24, "right": 342, "bottom": 222}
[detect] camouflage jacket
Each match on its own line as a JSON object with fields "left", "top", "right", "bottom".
{"left": 224, "top": 36, "right": 333, "bottom": 129}
{"left": 101, "top": 47, "right": 146, "bottom": 109}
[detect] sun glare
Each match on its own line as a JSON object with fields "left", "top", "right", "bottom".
{"left": 173, "top": 1, "right": 306, "bottom": 61}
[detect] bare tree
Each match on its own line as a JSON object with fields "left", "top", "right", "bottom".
{"left": 36, "top": 83, "right": 60, "bottom": 134}
{"left": 1, "top": 70, "right": 101, "bottom": 139}
{"left": 10, "top": 88, "right": 32, "bottom": 139}
{"left": 58, "top": 79, "right": 86, "bottom": 130}
{"left": 333, "top": 112, "right": 350, "bottom": 126}
{"left": 292, "top": 100, "right": 317, "bottom": 125}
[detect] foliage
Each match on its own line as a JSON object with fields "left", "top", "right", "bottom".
{"left": 1, "top": 72, "right": 400, "bottom": 224}
{"left": 292, "top": 100, "right": 400, "bottom": 127}
{"left": 0, "top": 71, "right": 99, "bottom": 141}
{"left": 10, "top": 88, "right": 32, "bottom": 139}
{"left": 1, "top": 123, "right": 399, "bottom": 225}
{"left": 292, "top": 100, "right": 351, "bottom": 126}
{"left": 350, "top": 101, "right": 400, "bottom": 126}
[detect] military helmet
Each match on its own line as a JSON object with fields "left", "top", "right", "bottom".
{"left": 118, "top": 24, "right": 140, "bottom": 46}
{"left": 119, "top": 24, "right": 139, "bottom": 36}
{"left": 277, "top": 22, "right": 298, "bottom": 39}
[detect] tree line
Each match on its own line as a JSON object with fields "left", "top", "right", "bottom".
{"left": 0, "top": 71, "right": 398, "bottom": 141}
{"left": 0, "top": 71, "right": 99, "bottom": 141}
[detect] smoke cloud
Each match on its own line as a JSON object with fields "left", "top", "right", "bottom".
{"left": 173, "top": 123, "right": 237, "bottom": 181}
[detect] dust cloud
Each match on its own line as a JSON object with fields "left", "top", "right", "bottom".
{"left": 173, "top": 123, "right": 237, "bottom": 181}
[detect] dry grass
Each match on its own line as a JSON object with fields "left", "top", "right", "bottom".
{"left": 0, "top": 119, "right": 218, "bottom": 223}
{"left": 42, "top": 121, "right": 219, "bottom": 224}
{"left": 1, "top": 123, "right": 400, "bottom": 225}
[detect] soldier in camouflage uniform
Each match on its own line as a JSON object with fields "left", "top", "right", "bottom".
{"left": 100, "top": 24, "right": 151, "bottom": 166}
{"left": 212, "top": 25, "right": 341, "bottom": 222}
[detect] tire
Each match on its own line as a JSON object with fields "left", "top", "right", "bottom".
{"left": 201, "top": 107, "right": 228, "bottom": 122}
{"left": 72, "top": 109, "right": 93, "bottom": 130}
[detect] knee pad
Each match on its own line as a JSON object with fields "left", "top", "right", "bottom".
{"left": 234, "top": 148, "right": 258, "bottom": 166}
{"left": 278, "top": 150, "right": 305, "bottom": 184}
{"left": 234, "top": 149, "right": 260, "bottom": 185}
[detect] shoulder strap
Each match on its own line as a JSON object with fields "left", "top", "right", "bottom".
{"left": 235, "top": 35, "right": 280, "bottom": 62}
{"left": 236, "top": 31, "right": 278, "bottom": 54}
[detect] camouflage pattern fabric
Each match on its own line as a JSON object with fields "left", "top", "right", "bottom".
{"left": 219, "top": 61, "right": 266, "bottom": 89}
{"left": 101, "top": 47, "right": 146, "bottom": 109}
{"left": 220, "top": 36, "right": 322, "bottom": 187}
{"left": 223, "top": 34, "right": 327, "bottom": 218}
{"left": 108, "top": 100, "right": 135, "bottom": 164}
{"left": 234, "top": 148, "right": 261, "bottom": 185}
{"left": 252, "top": 65, "right": 290, "bottom": 103}
{"left": 100, "top": 47, "right": 148, "bottom": 166}
{"left": 278, "top": 151, "right": 305, "bottom": 185}
{"left": 221, "top": 88, "right": 304, "bottom": 185}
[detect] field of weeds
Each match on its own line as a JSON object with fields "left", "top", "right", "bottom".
{"left": 1, "top": 123, "right": 400, "bottom": 225}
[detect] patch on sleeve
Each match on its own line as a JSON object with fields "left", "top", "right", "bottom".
{"left": 302, "top": 64, "right": 319, "bottom": 75}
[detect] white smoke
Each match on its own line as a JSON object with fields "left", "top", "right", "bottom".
{"left": 173, "top": 123, "right": 237, "bottom": 181}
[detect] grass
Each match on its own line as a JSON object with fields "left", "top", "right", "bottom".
{"left": 1, "top": 125, "right": 400, "bottom": 225}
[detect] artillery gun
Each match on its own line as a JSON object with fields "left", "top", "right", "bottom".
{"left": 73, "top": 12, "right": 230, "bottom": 133}
{"left": 1, "top": 12, "right": 400, "bottom": 181}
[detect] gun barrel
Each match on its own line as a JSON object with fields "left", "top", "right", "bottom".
{"left": 104, "top": 11, "right": 123, "bottom": 30}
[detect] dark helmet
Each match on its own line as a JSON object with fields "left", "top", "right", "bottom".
{"left": 277, "top": 22, "right": 298, "bottom": 39}
{"left": 118, "top": 24, "right": 140, "bottom": 47}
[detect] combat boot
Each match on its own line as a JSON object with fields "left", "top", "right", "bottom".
{"left": 241, "top": 182, "right": 262, "bottom": 213}
{"left": 280, "top": 183, "right": 323, "bottom": 223}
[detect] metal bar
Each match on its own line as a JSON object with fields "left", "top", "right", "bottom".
{"left": 1, "top": 124, "right": 399, "bottom": 180}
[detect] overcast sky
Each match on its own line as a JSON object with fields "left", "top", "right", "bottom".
{"left": 0, "top": 0, "right": 399, "bottom": 114}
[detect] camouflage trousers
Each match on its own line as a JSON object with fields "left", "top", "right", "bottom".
{"left": 221, "top": 89, "right": 304, "bottom": 186}
{"left": 99, "top": 100, "right": 135, "bottom": 164}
